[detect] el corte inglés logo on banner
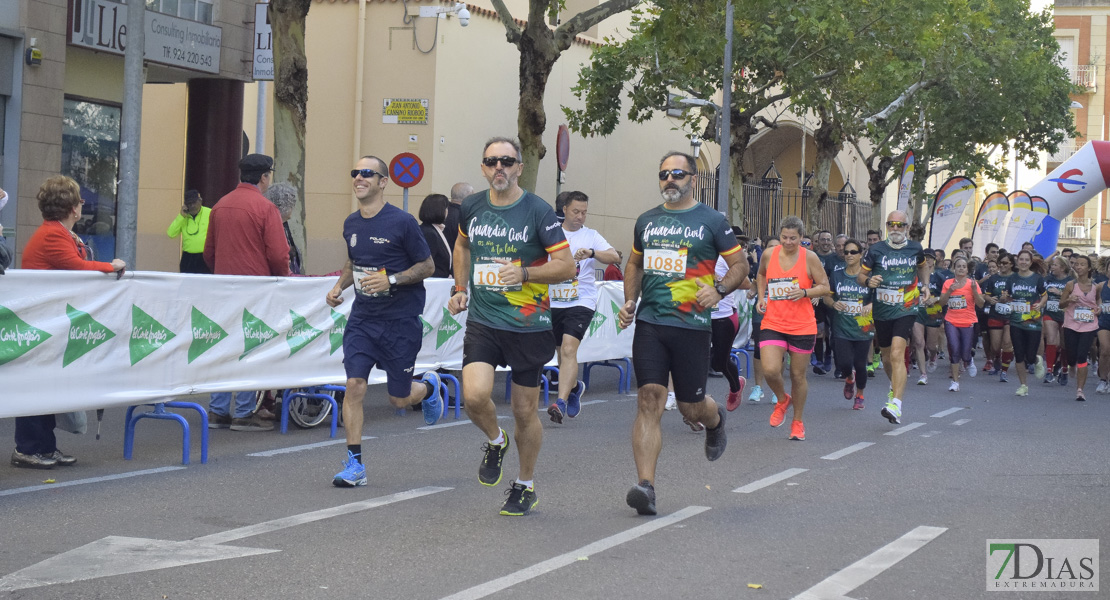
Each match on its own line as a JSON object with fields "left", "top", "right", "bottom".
{"left": 130, "top": 305, "right": 176, "bottom": 366}
{"left": 0, "top": 306, "right": 52, "bottom": 367}
{"left": 189, "top": 307, "right": 228, "bottom": 364}
{"left": 437, "top": 308, "right": 461, "bottom": 349}
{"left": 63, "top": 304, "right": 113, "bottom": 367}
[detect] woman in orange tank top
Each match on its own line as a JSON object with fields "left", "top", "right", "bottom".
{"left": 755, "top": 216, "right": 829, "bottom": 442}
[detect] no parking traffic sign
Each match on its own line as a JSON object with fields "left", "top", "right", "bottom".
{"left": 389, "top": 153, "right": 424, "bottom": 189}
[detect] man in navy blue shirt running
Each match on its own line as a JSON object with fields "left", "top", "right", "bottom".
{"left": 325, "top": 155, "right": 442, "bottom": 488}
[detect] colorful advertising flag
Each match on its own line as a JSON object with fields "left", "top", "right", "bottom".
{"left": 927, "top": 176, "right": 976, "bottom": 250}
{"left": 1000, "top": 191, "right": 1036, "bottom": 252}
{"left": 897, "top": 150, "right": 914, "bottom": 215}
{"left": 972, "top": 192, "right": 1010, "bottom": 257}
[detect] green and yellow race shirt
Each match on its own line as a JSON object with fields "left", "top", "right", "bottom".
{"left": 460, "top": 190, "right": 568, "bottom": 332}
{"left": 829, "top": 269, "right": 874, "bottom": 341}
{"left": 860, "top": 240, "right": 925, "bottom": 321}
{"left": 916, "top": 271, "right": 946, "bottom": 327}
{"left": 632, "top": 202, "right": 740, "bottom": 331}
{"left": 1043, "top": 274, "right": 1072, "bottom": 321}
{"left": 1006, "top": 272, "right": 1046, "bottom": 331}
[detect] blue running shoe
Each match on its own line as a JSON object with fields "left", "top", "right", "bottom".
{"left": 566, "top": 380, "right": 585, "bottom": 418}
{"left": 333, "top": 451, "right": 366, "bottom": 487}
{"left": 547, "top": 399, "right": 566, "bottom": 424}
{"left": 421, "top": 371, "right": 443, "bottom": 425}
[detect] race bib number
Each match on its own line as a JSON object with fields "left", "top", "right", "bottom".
{"left": 876, "top": 287, "right": 904, "bottom": 305}
{"left": 948, "top": 296, "right": 967, "bottom": 310}
{"left": 643, "top": 248, "right": 687, "bottom": 279}
{"left": 473, "top": 259, "right": 522, "bottom": 292}
{"left": 549, "top": 279, "right": 579, "bottom": 302}
{"left": 843, "top": 300, "right": 864, "bottom": 316}
{"left": 1102, "top": 302, "right": 1110, "bottom": 315}
{"left": 1011, "top": 301, "right": 1031, "bottom": 315}
{"left": 1074, "top": 306, "right": 1095, "bottom": 323}
{"left": 994, "top": 302, "right": 1012, "bottom": 315}
{"left": 767, "top": 278, "right": 795, "bottom": 301}
{"left": 1047, "top": 299, "right": 1060, "bottom": 313}
{"left": 352, "top": 265, "right": 390, "bottom": 298}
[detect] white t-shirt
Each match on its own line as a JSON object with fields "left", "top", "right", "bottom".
{"left": 711, "top": 256, "right": 738, "bottom": 319}
{"left": 550, "top": 225, "right": 614, "bottom": 310}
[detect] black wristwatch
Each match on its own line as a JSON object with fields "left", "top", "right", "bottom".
{"left": 714, "top": 283, "right": 729, "bottom": 296}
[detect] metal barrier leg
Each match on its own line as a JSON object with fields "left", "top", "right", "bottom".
{"left": 440, "top": 373, "right": 461, "bottom": 418}
{"left": 124, "top": 403, "right": 193, "bottom": 465}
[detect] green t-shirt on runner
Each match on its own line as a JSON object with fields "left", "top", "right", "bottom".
{"left": 632, "top": 202, "right": 740, "bottom": 331}
{"left": 860, "top": 240, "right": 926, "bottom": 321}
{"left": 829, "top": 269, "right": 874, "bottom": 341}
{"left": 1044, "top": 274, "right": 1072, "bottom": 321}
{"left": 1006, "top": 272, "right": 1046, "bottom": 331}
{"left": 983, "top": 273, "right": 1014, "bottom": 320}
{"left": 459, "top": 190, "right": 568, "bottom": 331}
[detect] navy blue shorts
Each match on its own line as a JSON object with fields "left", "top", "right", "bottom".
{"left": 343, "top": 315, "right": 422, "bottom": 398}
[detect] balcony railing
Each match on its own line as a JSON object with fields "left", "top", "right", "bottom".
{"left": 1068, "top": 64, "right": 1097, "bottom": 90}
{"left": 1048, "top": 142, "right": 1078, "bottom": 164}
{"left": 1061, "top": 217, "right": 1093, "bottom": 240}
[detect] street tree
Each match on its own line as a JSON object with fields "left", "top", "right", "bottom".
{"left": 270, "top": 0, "right": 310, "bottom": 261}
{"left": 490, "top": 0, "right": 641, "bottom": 191}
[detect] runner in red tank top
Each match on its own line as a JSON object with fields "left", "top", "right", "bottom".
{"left": 755, "top": 216, "right": 829, "bottom": 441}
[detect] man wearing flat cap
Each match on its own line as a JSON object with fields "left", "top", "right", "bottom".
{"left": 203, "top": 153, "right": 291, "bottom": 431}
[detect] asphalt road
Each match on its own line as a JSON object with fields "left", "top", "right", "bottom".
{"left": 0, "top": 361, "right": 1106, "bottom": 599}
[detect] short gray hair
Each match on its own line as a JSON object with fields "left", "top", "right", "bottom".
{"left": 265, "top": 182, "right": 298, "bottom": 220}
{"left": 779, "top": 215, "right": 805, "bottom": 238}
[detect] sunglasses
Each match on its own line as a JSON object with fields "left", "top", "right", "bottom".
{"left": 844, "top": 249, "right": 861, "bottom": 255}
{"left": 482, "top": 156, "right": 519, "bottom": 168}
{"left": 658, "top": 169, "right": 692, "bottom": 181}
{"left": 351, "top": 168, "right": 385, "bottom": 179}
{"left": 886, "top": 221, "right": 907, "bottom": 228}
{"left": 801, "top": 241, "right": 812, "bottom": 247}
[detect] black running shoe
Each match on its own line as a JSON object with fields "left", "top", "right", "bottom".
{"left": 499, "top": 482, "right": 538, "bottom": 516}
{"left": 478, "top": 430, "right": 510, "bottom": 486}
{"left": 626, "top": 480, "right": 656, "bottom": 515}
{"left": 704, "top": 405, "right": 727, "bottom": 461}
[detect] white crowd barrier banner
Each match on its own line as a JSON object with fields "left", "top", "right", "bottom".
{"left": 0, "top": 272, "right": 634, "bottom": 418}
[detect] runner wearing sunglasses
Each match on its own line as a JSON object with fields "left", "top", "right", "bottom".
{"left": 823, "top": 238, "right": 872, "bottom": 409}
{"left": 858, "top": 210, "right": 928, "bottom": 425}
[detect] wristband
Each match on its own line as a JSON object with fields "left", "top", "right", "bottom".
{"left": 452, "top": 285, "right": 468, "bottom": 295}
{"left": 521, "top": 267, "right": 529, "bottom": 282}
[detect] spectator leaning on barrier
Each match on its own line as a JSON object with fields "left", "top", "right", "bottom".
{"left": 0, "top": 188, "right": 11, "bottom": 275}
{"left": 203, "top": 153, "right": 290, "bottom": 433}
{"left": 263, "top": 182, "right": 303, "bottom": 275}
{"left": 166, "top": 189, "right": 211, "bottom": 274}
{"left": 13, "top": 175, "right": 127, "bottom": 470}
{"left": 324, "top": 154, "right": 442, "bottom": 488}
{"left": 444, "top": 182, "right": 472, "bottom": 251}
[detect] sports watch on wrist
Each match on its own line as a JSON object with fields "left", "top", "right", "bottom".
{"left": 387, "top": 274, "right": 397, "bottom": 286}
{"left": 714, "top": 283, "right": 729, "bottom": 296}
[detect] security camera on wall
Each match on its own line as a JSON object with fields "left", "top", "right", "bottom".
{"left": 456, "top": 3, "right": 470, "bottom": 27}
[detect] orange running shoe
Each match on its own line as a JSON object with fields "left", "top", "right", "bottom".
{"left": 769, "top": 393, "right": 792, "bottom": 427}
{"left": 788, "top": 420, "right": 805, "bottom": 441}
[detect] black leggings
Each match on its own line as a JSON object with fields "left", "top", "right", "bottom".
{"left": 1063, "top": 328, "right": 1097, "bottom": 367}
{"left": 1009, "top": 327, "right": 1042, "bottom": 366}
{"left": 833, "top": 337, "right": 870, "bottom": 390}
{"left": 711, "top": 313, "right": 742, "bottom": 392}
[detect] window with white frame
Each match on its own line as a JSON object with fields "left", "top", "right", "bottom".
{"left": 146, "top": 0, "right": 214, "bottom": 24}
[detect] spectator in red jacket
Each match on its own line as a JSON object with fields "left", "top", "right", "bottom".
{"left": 604, "top": 249, "right": 624, "bottom": 281}
{"left": 203, "top": 154, "right": 290, "bottom": 432}
{"left": 13, "top": 175, "right": 126, "bottom": 470}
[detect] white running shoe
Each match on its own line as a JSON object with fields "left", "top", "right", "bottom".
{"left": 1034, "top": 356, "right": 1046, "bottom": 381}
{"left": 771, "top": 393, "right": 778, "bottom": 405}
{"left": 967, "top": 361, "right": 977, "bottom": 378}
{"left": 917, "top": 374, "right": 928, "bottom": 385}
{"left": 927, "top": 359, "right": 937, "bottom": 374}
{"left": 665, "top": 392, "right": 677, "bottom": 411}
{"left": 948, "top": 381, "right": 959, "bottom": 392}
{"left": 748, "top": 384, "right": 764, "bottom": 403}
{"left": 1097, "top": 380, "right": 1109, "bottom": 395}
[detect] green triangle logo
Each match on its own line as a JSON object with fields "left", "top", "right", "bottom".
{"left": 189, "top": 307, "right": 228, "bottom": 364}
{"left": 130, "top": 305, "right": 176, "bottom": 366}
{"left": 329, "top": 310, "right": 347, "bottom": 355}
{"left": 611, "top": 300, "right": 626, "bottom": 334}
{"left": 437, "top": 308, "right": 462, "bottom": 349}
{"left": 420, "top": 316, "right": 433, "bottom": 337}
{"left": 287, "top": 310, "right": 324, "bottom": 356}
{"left": 241, "top": 309, "right": 278, "bottom": 359}
{"left": 588, "top": 311, "right": 607, "bottom": 337}
{"left": 63, "top": 304, "right": 114, "bottom": 367}
{"left": 0, "top": 305, "right": 53, "bottom": 367}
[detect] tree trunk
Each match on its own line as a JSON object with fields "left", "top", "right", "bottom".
{"left": 516, "top": 25, "right": 558, "bottom": 193}
{"left": 270, "top": 0, "right": 310, "bottom": 261}
{"left": 726, "top": 109, "right": 759, "bottom": 226}
{"left": 806, "top": 115, "right": 841, "bottom": 234}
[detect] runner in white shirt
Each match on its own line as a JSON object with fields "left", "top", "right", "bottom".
{"left": 547, "top": 191, "right": 621, "bottom": 423}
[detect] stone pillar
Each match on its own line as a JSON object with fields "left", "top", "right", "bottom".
{"left": 185, "top": 79, "right": 244, "bottom": 207}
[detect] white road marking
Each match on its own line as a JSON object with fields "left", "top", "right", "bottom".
{"left": 733, "top": 468, "right": 808, "bottom": 493}
{"left": 0, "top": 486, "right": 452, "bottom": 591}
{"left": 792, "top": 525, "right": 947, "bottom": 600}
{"left": 437, "top": 506, "right": 710, "bottom": 600}
{"left": 0, "top": 467, "right": 186, "bottom": 497}
{"left": 418, "top": 416, "right": 509, "bottom": 431}
{"left": 930, "top": 407, "right": 964, "bottom": 418}
{"left": 952, "top": 418, "right": 971, "bottom": 426}
{"left": 195, "top": 486, "right": 452, "bottom": 544}
{"left": 884, "top": 422, "right": 925, "bottom": 436}
{"left": 920, "top": 431, "right": 941, "bottom": 438}
{"left": 248, "top": 436, "right": 375, "bottom": 457}
{"left": 821, "top": 442, "right": 874, "bottom": 461}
